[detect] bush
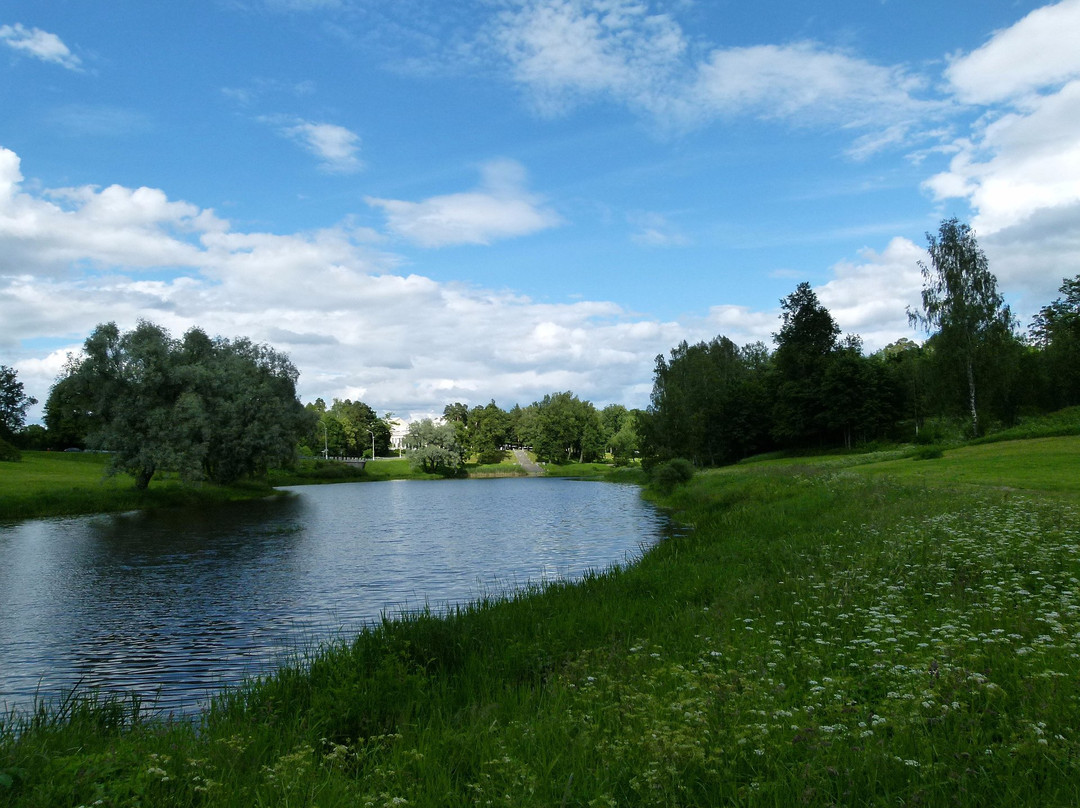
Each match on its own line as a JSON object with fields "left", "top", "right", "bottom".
{"left": 651, "top": 458, "right": 695, "bottom": 492}
{"left": 0, "top": 437, "right": 21, "bottom": 462}
{"left": 911, "top": 445, "right": 944, "bottom": 461}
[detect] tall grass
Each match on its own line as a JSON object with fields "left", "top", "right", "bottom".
{"left": 3, "top": 445, "right": 1079, "bottom": 805}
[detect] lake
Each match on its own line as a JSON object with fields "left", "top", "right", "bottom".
{"left": 0, "top": 477, "right": 666, "bottom": 717}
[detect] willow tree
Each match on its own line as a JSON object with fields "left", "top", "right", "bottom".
{"left": 908, "top": 218, "right": 1014, "bottom": 437}
{"left": 47, "top": 321, "right": 309, "bottom": 488}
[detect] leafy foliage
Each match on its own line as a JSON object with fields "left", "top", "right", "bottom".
{"left": 1030, "top": 274, "right": 1080, "bottom": 409}
{"left": 518, "top": 391, "right": 605, "bottom": 464}
{"left": 405, "top": 418, "right": 465, "bottom": 475}
{"left": 650, "top": 457, "right": 695, "bottom": 492}
{"left": 45, "top": 321, "right": 309, "bottom": 489}
{"left": 909, "top": 218, "right": 1017, "bottom": 436}
{"left": 0, "top": 365, "right": 36, "bottom": 441}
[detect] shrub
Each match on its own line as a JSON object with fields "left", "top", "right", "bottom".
{"left": 651, "top": 458, "right": 695, "bottom": 492}
{"left": 911, "top": 445, "right": 944, "bottom": 461}
{"left": 0, "top": 437, "right": 21, "bottom": 462}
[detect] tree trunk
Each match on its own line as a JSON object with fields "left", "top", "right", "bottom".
{"left": 134, "top": 465, "right": 154, "bottom": 490}
{"left": 967, "top": 358, "right": 979, "bottom": 437}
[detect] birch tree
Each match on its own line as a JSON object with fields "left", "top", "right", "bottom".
{"left": 908, "top": 218, "right": 1014, "bottom": 437}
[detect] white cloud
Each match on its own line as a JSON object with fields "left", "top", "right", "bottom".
{"left": 492, "top": 0, "right": 687, "bottom": 117}
{"left": 0, "top": 23, "right": 82, "bottom": 70}
{"left": 0, "top": 146, "right": 682, "bottom": 421}
{"left": 366, "top": 158, "right": 561, "bottom": 247}
{"left": 925, "top": 80, "right": 1080, "bottom": 235}
{"left": 489, "top": 0, "right": 939, "bottom": 147}
{"left": 817, "top": 237, "right": 925, "bottom": 349}
{"left": 0, "top": 148, "right": 224, "bottom": 277}
{"left": 692, "top": 43, "right": 930, "bottom": 128}
{"left": 263, "top": 117, "right": 363, "bottom": 173}
{"left": 911, "top": 1, "right": 1080, "bottom": 318}
{"left": 945, "top": 0, "right": 1080, "bottom": 105}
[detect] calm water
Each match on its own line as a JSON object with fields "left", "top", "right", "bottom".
{"left": 0, "top": 478, "right": 665, "bottom": 716}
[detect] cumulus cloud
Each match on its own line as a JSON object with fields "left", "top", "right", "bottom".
{"left": 366, "top": 158, "right": 561, "bottom": 247}
{"left": 817, "top": 238, "right": 926, "bottom": 349}
{"left": 0, "top": 23, "right": 82, "bottom": 70}
{"left": 0, "top": 146, "right": 684, "bottom": 422}
{"left": 0, "top": 148, "right": 224, "bottom": 277}
{"left": 263, "top": 117, "right": 363, "bottom": 173}
{"left": 944, "top": 0, "right": 1080, "bottom": 105}
{"left": 924, "top": 81, "right": 1080, "bottom": 234}
{"left": 919, "top": 1, "right": 1080, "bottom": 312}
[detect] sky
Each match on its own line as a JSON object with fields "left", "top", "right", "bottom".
{"left": 3, "top": 0, "right": 1080, "bottom": 424}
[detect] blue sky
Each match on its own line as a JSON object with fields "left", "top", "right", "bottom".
{"left": 3, "top": 0, "right": 1080, "bottom": 422}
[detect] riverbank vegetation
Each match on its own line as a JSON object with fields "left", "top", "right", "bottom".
{"left": 3, "top": 436, "right": 1079, "bottom": 806}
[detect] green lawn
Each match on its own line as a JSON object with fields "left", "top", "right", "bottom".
{"left": 854, "top": 435, "right": 1080, "bottom": 496}
{"left": 0, "top": 452, "right": 279, "bottom": 521}
{"left": 0, "top": 450, "right": 113, "bottom": 492}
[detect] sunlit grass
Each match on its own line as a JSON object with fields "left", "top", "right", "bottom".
{"left": 854, "top": 435, "right": 1080, "bottom": 497}
{"left": 0, "top": 452, "right": 277, "bottom": 521}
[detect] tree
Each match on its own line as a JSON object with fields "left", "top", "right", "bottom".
{"left": 330, "top": 398, "right": 387, "bottom": 457}
{"left": 525, "top": 392, "right": 605, "bottom": 463}
{"left": 644, "top": 336, "right": 774, "bottom": 467}
{"left": 47, "top": 321, "right": 309, "bottom": 489}
{"left": 908, "top": 218, "right": 1015, "bottom": 436}
{"left": 467, "top": 400, "right": 510, "bottom": 463}
{"left": 0, "top": 365, "right": 37, "bottom": 441}
{"left": 608, "top": 410, "right": 640, "bottom": 465}
{"left": 771, "top": 282, "right": 840, "bottom": 446}
{"left": 405, "top": 418, "right": 465, "bottom": 475}
{"left": 443, "top": 402, "right": 470, "bottom": 450}
{"left": 1030, "top": 274, "right": 1080, "bottom": 407}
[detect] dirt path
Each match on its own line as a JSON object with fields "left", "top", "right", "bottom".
{"left": 512, "top": 449, "right": 544, "bottom": 476}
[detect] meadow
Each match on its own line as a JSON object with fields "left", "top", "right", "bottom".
{"left": 2, "top": 437, "right": 1079, "bottom": 805}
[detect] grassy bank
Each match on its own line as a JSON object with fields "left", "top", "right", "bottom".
{"left": 0, "top": 452, "right": 283, "bottom": 521}
{"left": 3, "top": 439, "right": 1080, "bottom": 805}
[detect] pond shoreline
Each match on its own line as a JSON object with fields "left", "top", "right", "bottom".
{"left": 0, "top": 451, "right": 646, "bottom": 522}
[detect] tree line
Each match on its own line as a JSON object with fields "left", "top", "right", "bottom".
{"left": 3, "top": 218, "right": 1077, "bottom": 478}
{"left": 642, "top": 219, "right": 1080, "bottom": 467}
{"left": 385, "top": 395, "right": 642, "bottom": 476}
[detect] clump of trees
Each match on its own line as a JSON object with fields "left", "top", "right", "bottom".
{"left": 642, "top": 218, "right": 1080, "bottom": 467}
{"left": 44, "top": 321, "right": 310, "bottom": 488}
{"left": 301, "top": 398, "right": 394, "bottom": 459}
{"left": 435, "top": 395, "right": 640, "bottom": 467}
{"left": 405, "top": 418, "right": 466, "bottom": 475}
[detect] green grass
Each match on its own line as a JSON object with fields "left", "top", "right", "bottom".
{"left": 540, "top": 460, "right": 647, "bottom": 484}
{"left": 0, "top": 452, "right": 280, "bottom": 521}
{"left": 3, "top": 437, "right": 1080, "bottom": 805}
{"left": 851, "top": 435, "right": 1080, "bottom": 497}
{"left": 970, "top": 405, "right": 1080, "bottom": 444}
